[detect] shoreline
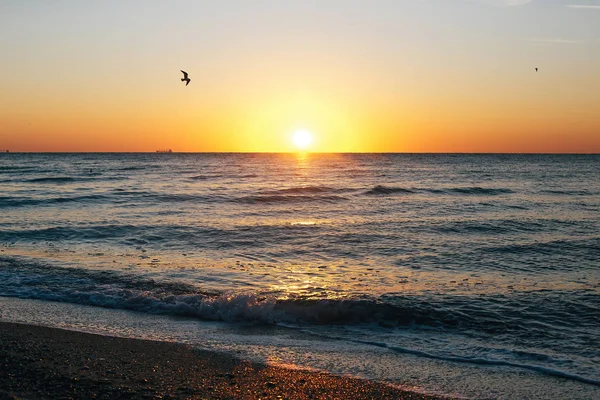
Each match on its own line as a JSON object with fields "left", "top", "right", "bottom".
{"left": 0, "top": 321, "right": 446, "bottom": 400}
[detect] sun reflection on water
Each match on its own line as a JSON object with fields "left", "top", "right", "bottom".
{"left": 290, "top": 221, "right": 317, "bottom": 226}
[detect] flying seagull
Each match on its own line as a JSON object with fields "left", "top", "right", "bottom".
{"left": 180, "top": 70, "right": 190, "bottom": 86}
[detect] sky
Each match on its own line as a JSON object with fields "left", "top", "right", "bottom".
{"left": 1, "top": 0, "right": 599, "bottom": 153}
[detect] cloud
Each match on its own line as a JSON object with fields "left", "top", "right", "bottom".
{"left": 503, "top": 0, "right": 535, "bottom": 5}
{"left": 466, "top": 0, "right": 534, "bottom": 7}
{"left": 523, "top": 38, "right": 582, "bottom": 44}
{"left": 566, "top": 4, "right": 600, "bottom": 9}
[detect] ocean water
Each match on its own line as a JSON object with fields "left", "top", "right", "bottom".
{"left": 0, "top": 153, "right": 598, "bottom": 399}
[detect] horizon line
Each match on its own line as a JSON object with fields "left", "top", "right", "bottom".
{"left": 1, "top": 151, "right": 599, "bottom": 155}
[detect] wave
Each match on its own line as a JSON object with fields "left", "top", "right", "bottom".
{"left": 443, "top": 187, "right": 513, "bottom": 195}
{"left": 0, "top": 166, "right": 36, "bottom": 173}
{"left": 540, "top": 189, "right": 594, "bottom": 196}
{"left": 233, "top": 186, "right": 358, "bottom": 203}
{"left": 0, "top": 194, "right": 111, "bottom": 208}
{"left": 0, "top": 224, "right": 231, "bottom": 246}
{"left": 2, "top": 256, "right": 598, "bottom": 333}
{"left": 25, "top": 177, "right": 78, "bottom": 183}
{"left": 364, "top": 185, "right": 415, "bottom": 195}
{"left": 235, "top": 194, "right": 348, "bottom": 204}
{"left": 0, "top": 256, "right": 277, "bottom": 322}
{"left": 1, "top": 266, "right": 437, "bottom": 327}
{"left": 0, "top": 196, "right": 38, "bottom": 208}
{"left": 188, "top": 173, "right": 259, "bottom": 181}
{"left": 481, "top": 236, "right": 600, "bottom": 257}
{"left": 0, "top": 166, "right": 27, "bottom": 171}
{"left": 436, "top": 219, "right": 545, "bottom": 234}
{"left": 347, "top": 338, "right": 600, "bottom": 387}
{"left": 261, "top": 186, "right": 345, "bottom": 195}
{"left": 0, "top": 222, "right": 325, "bottom": 248}
{"left": 362, "top": 185, "right": 513, "bottom": 196}
{"left": 150, "top": 193, "right": 220, "bottom": 203}
{"left": 23, "top": 176, "right": 124, "bottom": 184}
{"left": 0, "top": 225, "right": 141, "bottom": 242}
{"left": 110, "top": 190, "right": 227, "bottom": 204}
{"left": 188, "top": 174, "right": 221, "bottom": 181}
{"left": 116, "top": 165, "right": 162, "bottom": 171}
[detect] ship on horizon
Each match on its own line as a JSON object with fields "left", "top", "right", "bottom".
{"left": 156, "top": 149, "right": 173, "bottom": 153}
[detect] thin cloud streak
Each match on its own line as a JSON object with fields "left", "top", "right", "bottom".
{"left": 504, "top": 0, "right": 535, "bottom": 5}
{"left": 467, "top": 0, "right": 534, "bottom": 6}
{"left": 523, "top": 37, "right": 582, "bottom": 44}
{"left": 566, "top": 4, "right": 600, "bottom": 9}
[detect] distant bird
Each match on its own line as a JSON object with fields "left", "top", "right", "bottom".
{"left": 535, "top": 68, "right": 538, "bottom": 72}
{"left": 180, "top": 70, "right": 190, "bottom": 86}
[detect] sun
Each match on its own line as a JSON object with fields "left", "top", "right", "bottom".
{"left": 292, "top": 129, "right": 313, "bottom": 151}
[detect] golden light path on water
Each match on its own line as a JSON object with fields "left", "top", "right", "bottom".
{"left": 2, "top": 243, "right": 592, "bottom": 303}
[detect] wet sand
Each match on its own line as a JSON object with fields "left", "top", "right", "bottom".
{"left": 0, "top": 322, "right": 446, "bottom": 399}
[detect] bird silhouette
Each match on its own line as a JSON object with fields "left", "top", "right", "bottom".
{"left": 180, "top": 70, "right": 190, "bottom": 86}
{"left": 535, "top": 68, "right": 538, "bottom": 72}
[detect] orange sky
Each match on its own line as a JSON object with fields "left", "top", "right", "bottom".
{"left": 1, "top": 1, "right": 599, "bottom": 153}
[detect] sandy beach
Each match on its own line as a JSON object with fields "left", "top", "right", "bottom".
{"left": 0, "top": 322, "right": 445, "bottom": 400}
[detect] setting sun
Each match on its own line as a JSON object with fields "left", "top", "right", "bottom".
{"left": 292, "top": 129, "right": 313, "bottom": 151}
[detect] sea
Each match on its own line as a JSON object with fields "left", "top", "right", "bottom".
{"left": 0, "top": 153, "right": 598, "bottom": 399}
